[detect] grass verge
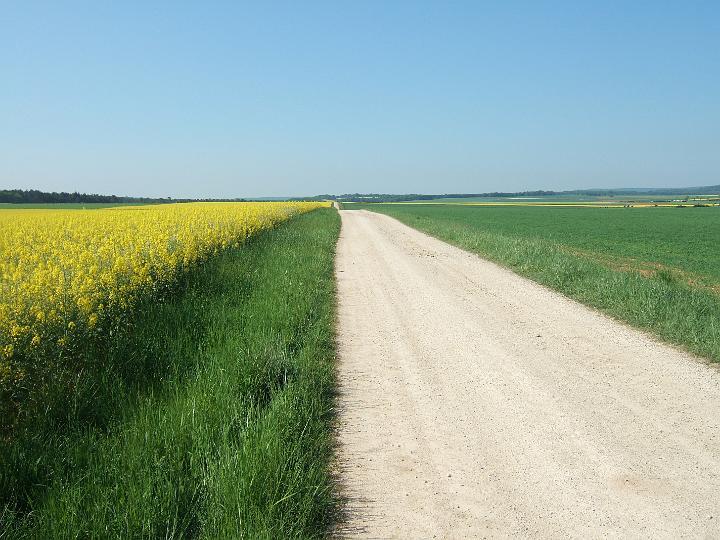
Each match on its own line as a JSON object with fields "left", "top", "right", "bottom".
{"left": 354, "top": 204, "right": 720, "bottom": 363}
{"left": 1, "top": 207, "right": 340, "bottom": 538}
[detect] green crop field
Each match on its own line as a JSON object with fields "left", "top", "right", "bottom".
{"left": 1, "top": 208, "right": 340, "bottom": 538}
{"left": 351, "top": 203, "right": 720, "bottom": 362}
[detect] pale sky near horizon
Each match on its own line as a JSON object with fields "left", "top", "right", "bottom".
{"left": 1, "top": 1, "right": 718, "bottom": 198}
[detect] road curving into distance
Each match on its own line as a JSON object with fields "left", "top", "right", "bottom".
{"left": 334, "top": 209, "right": 720, "bottom": 538}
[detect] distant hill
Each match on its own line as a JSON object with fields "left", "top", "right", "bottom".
{"left": 311, "top": 185, "right": 720, "bottom": 203}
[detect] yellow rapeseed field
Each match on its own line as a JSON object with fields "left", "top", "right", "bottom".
{"left": 0, "top": 201, "right": 326, "bottom": 425}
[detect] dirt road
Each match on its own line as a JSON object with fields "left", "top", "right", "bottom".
{"left": 334, "top": 210, "right": 720, "bottom": 539}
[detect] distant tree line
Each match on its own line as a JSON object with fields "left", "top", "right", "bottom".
{"left": 0, "top": 189, "right": 253, "bottom": 204}
{"left": 0, "top": 189, "right": 170, "bottom": 204}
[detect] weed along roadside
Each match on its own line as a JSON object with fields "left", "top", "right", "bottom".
{"left": 1, "top": 207, "right": 340, "bottom": 538}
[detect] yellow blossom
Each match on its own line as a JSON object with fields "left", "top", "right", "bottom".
{"left": 0, "top": 202, "right": 328, "bottom": 362}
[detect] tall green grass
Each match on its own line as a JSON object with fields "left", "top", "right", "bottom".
{"left": 355, "top": 204, "right": 720, "bottom": 362}
{"left": 1, "top": 208, "right": 340, "bottom": 538}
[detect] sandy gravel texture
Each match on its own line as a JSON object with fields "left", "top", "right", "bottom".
{"left": 334, "top": 210, "right": 720, "bottom": 539}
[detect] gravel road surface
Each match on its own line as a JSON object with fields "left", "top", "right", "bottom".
{"left": 334, "top": 209, "right": 720, "bottom": 539}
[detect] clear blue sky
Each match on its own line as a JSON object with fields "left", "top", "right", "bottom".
{"left": 1, "top": 1, "right": 718, "bottom": 198}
